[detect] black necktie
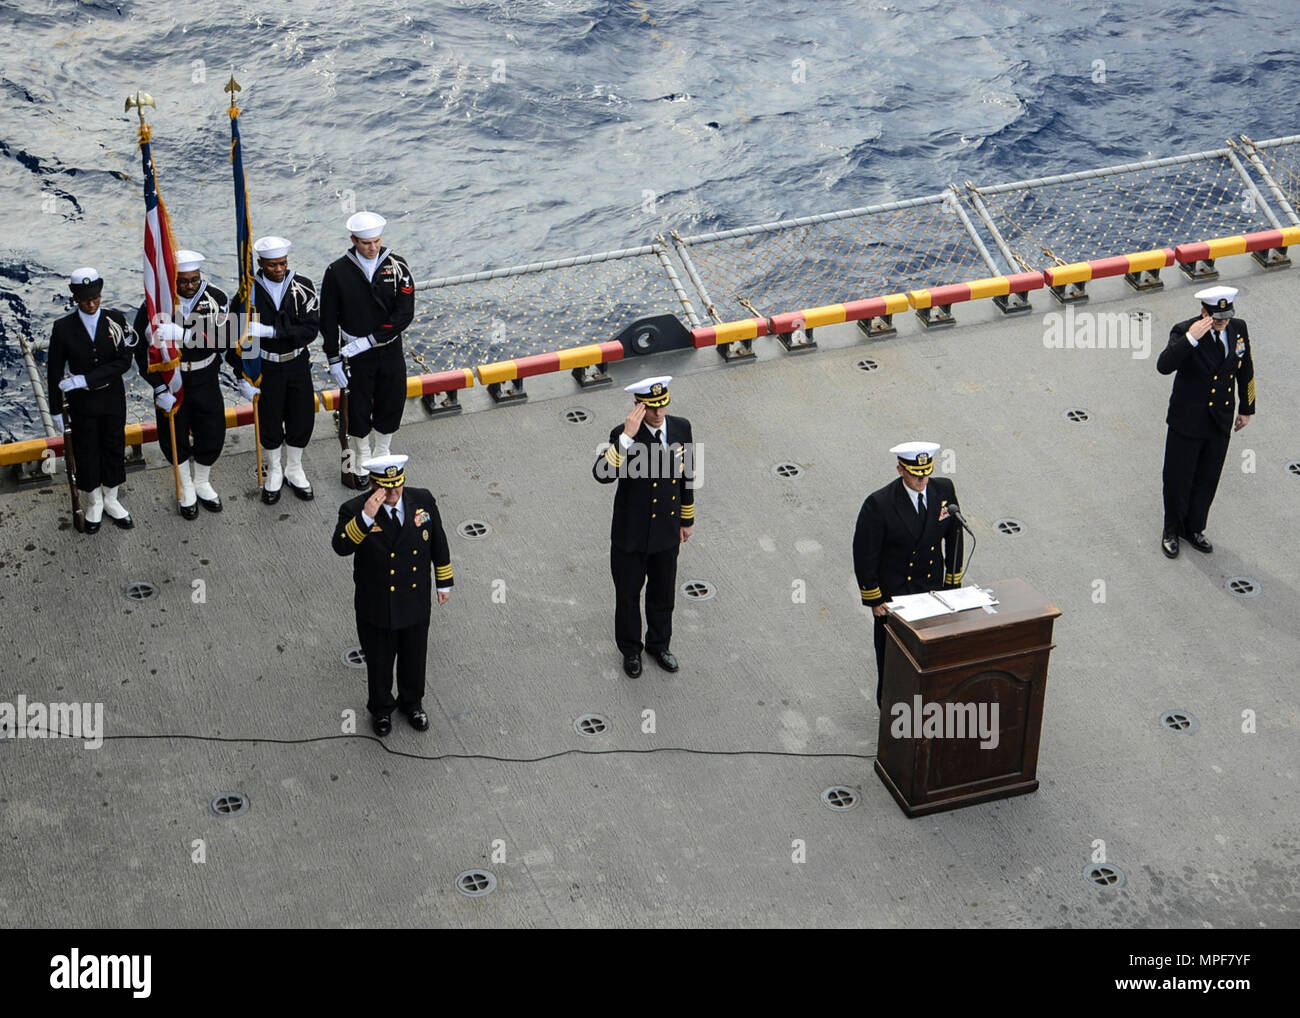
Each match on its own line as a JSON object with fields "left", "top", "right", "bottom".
{"left": 651, "top": 428, "right": 662, "bottom": 445}
{"left": 917, "top": 494, "right": 926, "bottom": 518}
{"left": 386, "top": 507, "right": 398, "bottom": 527}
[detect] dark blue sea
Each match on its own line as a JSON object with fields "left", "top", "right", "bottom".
{"left": 2, "top": 0, "right": 1298, "bottom": 440}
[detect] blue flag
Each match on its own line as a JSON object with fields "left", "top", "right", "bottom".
{"left": 229, "top": 101, "right": 261, "bottom": 385}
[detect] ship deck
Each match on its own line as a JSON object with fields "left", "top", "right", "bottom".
{"left": 2, "top": 258, "right": 1297, "bottom": 929}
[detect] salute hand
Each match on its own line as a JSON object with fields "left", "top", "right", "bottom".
{"left": 623, "top": 403, "right": 646, "bottom": 439}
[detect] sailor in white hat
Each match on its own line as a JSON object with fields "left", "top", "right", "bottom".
{"left": 130, "top": 248, "right": 232, "bottom": 519}
{"left": 332, "top": 453, "right": 453, "bottom": 738}
{"left": 852, "top": 441, "right": 964, "bottom": 705}
{"left": 227, "top": 234, "right": 322, "bottom": 505}
{"left": 47, "top": 268, "right": 139, "bottom": 533}
{"left": 593, "top": 375, "right": 696, "bottom": 678}
{"left": 1155, "top": 285, "right": 1256, "bottom": 558}
{"left": 320, "top": 211, "right": 416, "bottom": 489}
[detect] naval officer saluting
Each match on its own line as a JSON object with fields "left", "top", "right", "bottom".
{"left": 320, "top": 211, "right": 416, "bottom": 490}
{"left": 331, "top": 454, "right": 453, "bottom": 737}
{"left": 852, "top": 442, "right": 964, "bottom": 706}
{"left": 1157, "top": 285, "right": 1256, "bottom": 559}
{"left": 47, "top": 268, "right": 138, "bottom": 533}
{"left": 133, "top": 250, "right": 230, "bottom": 519}
{"left": 593, "top": 376, "right": 696, "bottom": 678}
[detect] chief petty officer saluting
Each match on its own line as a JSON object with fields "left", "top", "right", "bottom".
{"left": 852, "top": 442, "right": 964, "bottom": 706}
{"left": 1156, "top": 285, "right": 1255, "bottom": 559}
{"left": 593, "top": 376, "right": 696, "bottom": 679}
{"left": 47, "top": 268, "right": 138, "bottom": 533}
{"left": 226, "top": 235, "right": 322, "bottom": 505}
{"left": 320, "top": 211, "right": 416, "bottom": 491}
{"left": 133, "top": 250, "right": 230, "bottom": 519}
{"left": 331, "top": 454, "right": 453, "bottom": 738}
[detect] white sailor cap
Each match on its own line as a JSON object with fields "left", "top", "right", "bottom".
{"left": 253, "top": 236, "right": 291, "bottom": 260}
{"left": 624, "top": 375, "right": 673, "bottom": 408}
{"left": 346, "top": 211, "right": 387, "bottom": 240}
{"left": 68, "top": 267, "right": 102, "bottom": 297}
{"left": 1194, "top": 285, "right": 1237, "bottom": 319}
{"left": 175, "top": 250, "right": 205, "bottom": 273}
{"left": 361, "top": 453, "right": 408, "bottom": 488}
{"left": 890, "top": 441, "right": 940, "bottom": 476}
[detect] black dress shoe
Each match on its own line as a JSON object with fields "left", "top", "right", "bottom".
{"left": 83, "top": 520, "right": 101, "bottom": 535}
{"left": 1161, "top": 531, "right": 1179, "bottom": 559}
{"left": 403, "top": 708, "right": 430, "bottom": 732}
{"left": 287, "top": 481, "right": 314, "bottom": 501}
{"left": 623, "top": 654, "right": 642, "bottom": 678}
{"left": 348, "top": 473, "right": 369, "bottom": 491}
{"left": 179, "top": 502, "right": 199, "bottom": 521}
{"left": 650, "top": 649, "right": 679, "bottom": 673}
{"left": 109, "top": 514, "right": 134, "bottom": 530}
{"left": 1185, "top": 531, "right": 1213, "bottom": 554}
{"left": 261, "top": 487, "right": 281, "bottom": 505}
{"left": 372, "top": 714, "right": 392, "bottom": 737}
{"left": 198, "top": 495, "right": 223, "bottom": 513}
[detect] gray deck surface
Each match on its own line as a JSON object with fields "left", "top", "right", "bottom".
{"left": 2, "top": 260, "right": 1297, "bottom": 928}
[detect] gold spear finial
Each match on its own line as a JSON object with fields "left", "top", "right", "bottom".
{"left": 124, "top": 90, "right": 156, "bottom": 122}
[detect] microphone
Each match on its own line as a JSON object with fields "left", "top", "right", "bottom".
{"left": 946, "top": 502, "right": 973, "bottom": 533}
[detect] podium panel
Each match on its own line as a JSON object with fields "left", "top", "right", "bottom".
{"left": 874, "top": 579, "right": 1060, "bottom": 817}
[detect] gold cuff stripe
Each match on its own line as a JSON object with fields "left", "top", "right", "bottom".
{"left": 1247, "top": 379, "right": 1255, "bottom": 405}
{"left": 679, "top": 506, "right": 695, "bottom": 519}
{"left": 435, "top": 565, "right": 454, "bottom": 580}
{"left": 345, "top": 519, "right": 366, "bottom": 544}
{"left": 603, "top": 446, "right": 624, "bottom": 467}
{"left": 861, "top": 587, "right": 882, "bottom": 600}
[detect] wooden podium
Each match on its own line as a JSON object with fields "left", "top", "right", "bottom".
{"left": 874, "top": 578, "right": 1060, "bottom": 817}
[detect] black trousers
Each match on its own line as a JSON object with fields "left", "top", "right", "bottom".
{"left": 873, "top": 614, "right": 888, "bottom": 708}
{"left": 1162, "top": 427, "right": 1231, "bottom": 535}
{"left": 356, "top": 617, "right": 429, "bottom": 716}
{"left": 67, "top": 388, "right": 126, "bottom": 492}
{"left": 257, "top": 355, "right": 315, "bottom": 449}
{"left": 346, "top": 341, "right": 406, "bottom": 437}
{"left": 154, "top": 365, "right": 225, "bottom": 466}
{"left": 611, "top": 543, "right": 679, "bottom": 656}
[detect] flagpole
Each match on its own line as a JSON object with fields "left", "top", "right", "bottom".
{"left": 127, "top": 89, "right": 184, "bottom": 505}
{"left": 225, "top": 73, "right": 264, "bottom": 487}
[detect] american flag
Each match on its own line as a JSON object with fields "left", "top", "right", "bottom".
{"left": 139, "top": 125, "right": 183, "bottom": 409}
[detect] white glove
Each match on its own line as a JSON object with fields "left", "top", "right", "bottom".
{"left": 53, "top": 414, "right": 64, "bottom": 434}
{"left": 329, "top": 361, "right": 349, "bottom": 389}
{"left": 58, "top": 374, "right": 88, "bottom": 392}
{"left": 238, "top": 379, "right": 260, "bottom": 402}
{"left": 340, "top": 335, "right": 374, "bottom": 358}
{"left": 247, "top": 321, "right": 276, "bottom": 339}
{"left": 154, "top": 321, "right": 187, "bottom": 345}
{"left": 154, "top": 390, "right": 178, "bottom": 413}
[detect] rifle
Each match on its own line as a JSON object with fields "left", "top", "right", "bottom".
{"left": 337, "top": 361, "right": 352, "bottom": 488}
{"left": 62, "top": 401, "right": 85, "bottom": 534}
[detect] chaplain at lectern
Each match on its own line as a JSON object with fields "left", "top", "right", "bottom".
{"left": 852, "top": 441, "right": 964, "bottom": 706}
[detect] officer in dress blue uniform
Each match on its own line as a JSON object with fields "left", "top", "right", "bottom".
{"left": 331, "top": 454, "right": 452, "bottom": 737}
{"left": 320, "top": 212, "right": 416, "bottom": 490}
{"left": 1157, "top": 286, "right": 1256, "bottom": 558}
{"left": 226, "top": 235, "right": 322, "bottom": 505}
{"left": 852, "top": 442, "right": 964, "bottom": 706}
{"left": 47, "top": 268, "right": 138, "bottom": 533}
{"left": 132, "top": 250, "right": 230, "bottom": 519}
{"left": 593, "top": 376, "right": 696, "bottom": 678}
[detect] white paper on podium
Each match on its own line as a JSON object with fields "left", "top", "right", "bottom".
{"left": 886, "top": 586, "right": 998, "bottom": 621}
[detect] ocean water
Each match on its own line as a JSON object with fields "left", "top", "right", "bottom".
{"left": 2, "top": 0, "right": 1298, "bottom": 440}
